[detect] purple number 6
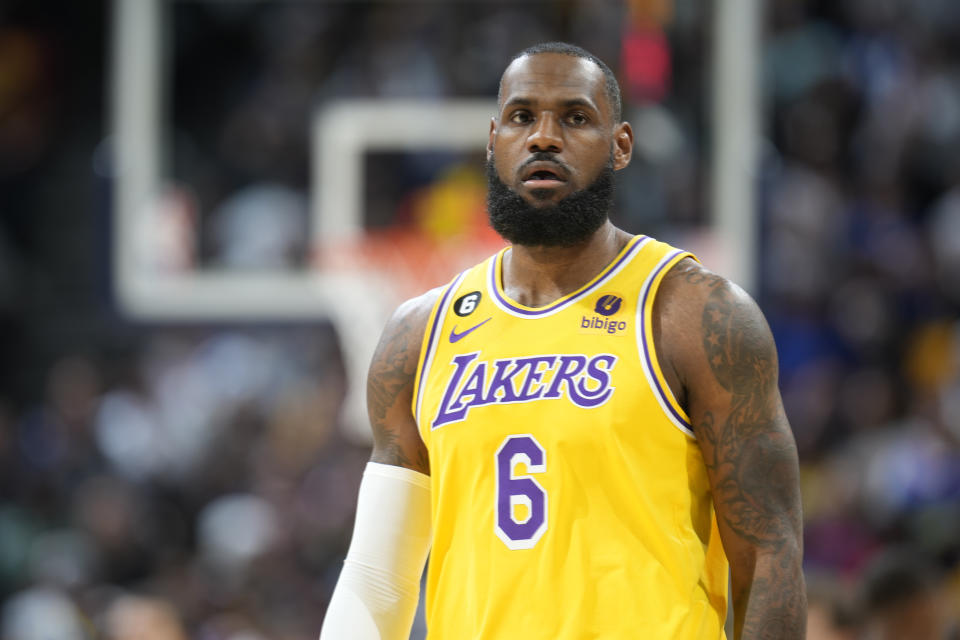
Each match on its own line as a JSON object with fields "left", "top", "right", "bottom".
{"left": 495, "top": 434, "right": 547, "bottom": 549}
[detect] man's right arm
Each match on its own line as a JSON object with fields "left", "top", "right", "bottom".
{"left": 319, "top": 289, "right": 442, "bottom": 640}
{"left": 367, "top": 291, "right": 441, "bottom": 474}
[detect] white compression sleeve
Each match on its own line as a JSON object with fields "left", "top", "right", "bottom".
{"left": 319, "top": 462, "right": 432, "bottom": 640}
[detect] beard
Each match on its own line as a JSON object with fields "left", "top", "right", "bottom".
{"left": 486, "top": 155, "right": 614, "bottom": 248}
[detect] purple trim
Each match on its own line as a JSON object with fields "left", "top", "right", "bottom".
{"left": 489, "top": 236, "right": 648, "bottom": 317}
{"left": 415, "top": 271, "right": 466, "bottom": 420}
{"left": 639, "top": 250, "right": 693, "bottom": 430}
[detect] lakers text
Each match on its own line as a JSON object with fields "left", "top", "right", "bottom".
{"left": 433, "top": 352, "right": 618, "bottom": 429}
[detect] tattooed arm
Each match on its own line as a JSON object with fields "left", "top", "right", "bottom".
{"left": 319, "top": 290, "right": 441, "bottom": 640}
{"left": 367, "top": 288, "right": 442, "bottom": 473}
{"left": 656, "top": 259, "right": 806, "bottom": 640}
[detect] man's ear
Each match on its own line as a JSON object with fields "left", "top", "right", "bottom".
{"left": 487, "top": 117, "right": 496, "bottom": 161}
{"left": 613, "top": 121, "right": 634, "bottom": 170}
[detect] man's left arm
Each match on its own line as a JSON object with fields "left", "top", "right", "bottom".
{"left": 662, "top": 263, "right": 806, "bottom": 639}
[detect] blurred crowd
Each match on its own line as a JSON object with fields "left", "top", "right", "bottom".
{"left": 0, "top": 0, "right": 958, "bottom": 638}
{"left": 762, "top": 1, "right": 960, "bottom": 637}
{"left": 0, "top": 330, "right": 360, "bottom": 640}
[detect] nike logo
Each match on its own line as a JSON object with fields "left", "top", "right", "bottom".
{"left": 449, "top": 317, "right": 492, "bottom": 343}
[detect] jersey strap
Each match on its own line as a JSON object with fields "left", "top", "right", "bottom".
{"left": 412, "top": 270, "right": 468, "bottom": 429}
{"left": 636, "top": 248, "right": 698, "bottom": 437}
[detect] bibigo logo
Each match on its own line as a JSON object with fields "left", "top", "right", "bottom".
{"left": 579, "top": 293, "right": 628, "bottom": 336}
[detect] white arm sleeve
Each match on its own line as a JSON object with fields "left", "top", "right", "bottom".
{"left": 319, "top": 462, "right": 431, "bottom": 640}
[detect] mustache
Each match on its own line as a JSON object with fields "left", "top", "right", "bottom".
{"left": 518, "top": 152, "right": 572, "bottom": 175}
{"left": 485, "top": 155, "right": 614, "bottom": 248}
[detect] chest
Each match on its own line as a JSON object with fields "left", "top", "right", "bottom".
{"left": 427, "top": 290, "right": 644, "bottom": 423}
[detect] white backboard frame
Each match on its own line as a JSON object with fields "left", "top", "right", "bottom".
{"left": 111, "top": 0, "right": 496, "bottom": 321}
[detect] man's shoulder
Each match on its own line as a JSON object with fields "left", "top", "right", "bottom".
{"left": 397, "top": 285, "right": 446, "bottom": 321}
{"left": 391, "top": 249, "right": 498, "bottom": 335}
{"left": 367, "top": 285, "right": 447, "bottom": 428}
{"left": 655, "top": 257, "right": 778, "bottom": 392}
{"left": 656, "top": 257, "right": 722, "bottom": 315}
{"left": 384, "top": 285, "right": 447, "bottom": 346}
{"left": 656, "top": 257, "right": 756, "bottom": 317}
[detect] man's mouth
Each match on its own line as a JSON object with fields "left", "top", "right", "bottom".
{"left": 527, "top": 170, "right": 561, "bottom": 181}
{"left": 521, "top": 163, "right": 568, "bottom": 189}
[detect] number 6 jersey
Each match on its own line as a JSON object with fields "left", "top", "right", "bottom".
{"left": 412, "top": 235, "right": 729, "bottom": 639}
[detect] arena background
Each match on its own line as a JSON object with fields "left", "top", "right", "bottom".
{"left": 1, "top": 1, "right": 959, "bottom": 638}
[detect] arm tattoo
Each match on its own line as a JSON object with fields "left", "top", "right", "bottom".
{"left": 700, "top": 286, "right": 796, "bottom": 547}
{"left": 371, "top": 418, "right": 415, "bottom": 470}
{"left": 678, "top": 260, "right": 726, "bottom": 288}
{"left": 367, "top": 316, "right": 416, "bottom": 426}
{"left": 695, "top": 281, "right": 805, "bottom": 639}
{"left": 367, "top": 307, "right": 430, "bottom": 475}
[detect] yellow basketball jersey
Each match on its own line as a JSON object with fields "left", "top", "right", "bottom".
{"left": 412, "top": 235, "right": 729, "bottom": 639}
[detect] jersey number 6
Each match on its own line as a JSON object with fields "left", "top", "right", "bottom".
{"left": 495, "top": 434, "right": 547, "bottom": 550}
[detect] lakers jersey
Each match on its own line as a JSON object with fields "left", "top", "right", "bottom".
{"left": 412, "top": 235, "right": 729, "bottom": 639}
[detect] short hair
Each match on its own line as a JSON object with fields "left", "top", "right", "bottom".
{"left": 860, "top": 547, "right": 941, "bottom": 614}
{"left": 499, "top": 42, "right": 622, "bottom": 123}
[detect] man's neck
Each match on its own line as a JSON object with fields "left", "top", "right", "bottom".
{"left": 501, "top": 221, "right": 633, "bottom": 308}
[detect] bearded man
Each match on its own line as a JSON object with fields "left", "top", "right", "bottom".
{"left": 320, "top": 42, "right": 806, "bottom": 640}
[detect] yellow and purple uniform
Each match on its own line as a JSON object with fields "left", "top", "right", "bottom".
{"left": 412, "top": 235, "right": 729, "bottom": 639}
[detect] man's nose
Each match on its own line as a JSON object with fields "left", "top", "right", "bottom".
{"left": 527, "top": 114, "right": 563, "bottom": 153}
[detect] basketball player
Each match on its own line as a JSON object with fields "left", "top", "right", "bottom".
{"left": 320, "top": 42, "right": 806, "bottom": 639}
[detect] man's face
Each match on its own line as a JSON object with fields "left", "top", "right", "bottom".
{"left": 488, "top": 52, "right": 631, "bottom": 208}
{"left": 486, "top": 53, "right": 633, "bottom": 247}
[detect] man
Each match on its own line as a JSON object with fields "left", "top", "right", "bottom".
{"left": 320, "top": 42, "right": 806, "bottom": 639}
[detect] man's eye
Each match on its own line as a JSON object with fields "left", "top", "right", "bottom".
{"left": 568, "top": 113, "right": 588, "bottom": 125}
{"left": 510, "top": 111, "right": 532, "bottom": 124}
